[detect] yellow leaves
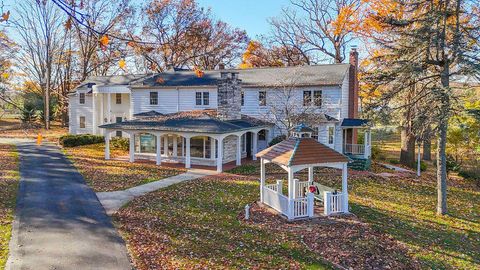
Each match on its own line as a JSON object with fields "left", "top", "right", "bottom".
{"left": 193, "top": 66, "right": 204, "bottom": 78}
{"left": 331, "top": 4, "right": 358, "bottom": 36}
{"left": 0, "top": 10, "right": 10, "bottom": 22}
{"left": 119, "top": 59, "right": 126, "bottom": 70}
{"left": 1, "top": 72, "right": 9, "bottom": 80}
{"left": 99, "top": 35, "right": 109, "bottom": 50}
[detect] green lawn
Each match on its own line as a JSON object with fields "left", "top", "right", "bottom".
{"left": 64, "top": 143, "right": 186, "bottom": 192}
{"left": 0, "top": 144, "right": 19, "bottom": 268}
{"left": 114, "top": 174, "right": 332, "bottom": 269}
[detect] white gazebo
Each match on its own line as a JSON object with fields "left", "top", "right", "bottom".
{"left": 256, "top": 125, "right": 351, "bottom": 220}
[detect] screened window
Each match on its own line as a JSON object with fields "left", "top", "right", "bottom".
{"left": 303, "top": 90, "right": 322, "bottom": 107}
{"left": 303, "top": 91, "right": 311, "bottom": 106}
{"left": 328, "top": 126, "right": 335, "bottom": 144}
{"left": 314, "top": 90, "right": 322, "bottom": 106}
{"left": 150, "top": 92, "right": 158, "bottom": 105}
{"left": 241, "top": 91, "right": 245, "bottom": 106}
{"left": 79, "top": 93, "right": 85, "bottom": 104}
{"left": 195, "top": 92, "right": 210, "bottom": 106}
{"left": 115, "top": 93, "right": 122, "bottom": 104}
{"left": 79, "top": 116, "right": 86, "bottom": 128}
{"left": 259, "top": 91, "right": 266, "bottom": 106}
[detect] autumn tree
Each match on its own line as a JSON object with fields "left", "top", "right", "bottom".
{"left": 268, "top": 0, "right": 361, "bottom": 64}
{"left": 138, "top": 0, "right": 247, "bottom": 71}
{"left": 239, "top": 40, "right": 309, "bottom": 68}
{"left": 361, "top": 0, "right": 480, "bottom": 215}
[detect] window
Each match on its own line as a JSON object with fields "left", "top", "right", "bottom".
{"left": 312, "top": 127, "right": 319, "bottom": 141}
{"left": 303, "top": 91, "right": 311, "bottom": 106}
{"left": 79, "top": 116, "right": 86, "bottom": 128}
{"left": 150, "top": 92, "right": 158, "bottom": 105}
{"left": 79, "top": 93, "right": 85, "bottom": 104}
{"left": 314, "top": 90, "right": 322, "bottom": 106}
{"left": 241, "top": 91, "right": 245, "bottom": 106}
{"left": 195, "top": 92, "right": 210, "bottom": 106}
{"left": 258, "top": 130, "right": 266, "bottom": 141}
{"left": 115, "top": 93, "right": 122, "bottom": 104}
{"left": 328, "top": 126, "right": 335, "bottom": 145}
{"left": 190, "top": 136, "right": 211, "bottom": 158}
{"left": 259, "top": 91, "right": 266, "bottom": 106}
{"left": 116, "top": 117, "right": 123, "bottom": 137}
{"left": 303, "top": 90, "right": 322, "bottom": 107}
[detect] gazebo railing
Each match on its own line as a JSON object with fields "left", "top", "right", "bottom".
{"left": 292, "top": 197, "right": 308, "bottom": 218}
{"left": 263, "top": 185, "right": 289, "bottom": 214}
{"left": 324, "top": 192, "right": 344, "bottom": 215}
{"left": 295, "top": 180, "right": 311, "bottom": 198}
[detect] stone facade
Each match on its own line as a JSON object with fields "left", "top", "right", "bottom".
{"left": 222, "top": 135, "right": 247, "bottom": 163}
{"left": 217, "top": 72, "right": 242, "bottom": 121}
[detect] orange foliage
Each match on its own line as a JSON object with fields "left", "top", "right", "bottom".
{"left": 99, "top": 35, "right": 109, "bottom": 50}
{"left": 0, "top": 11, "right": 10, "bottom": 22}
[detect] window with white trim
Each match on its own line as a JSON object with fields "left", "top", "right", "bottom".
{"left": 303, "top": 90, "right": 322, "bottom": 107}
{"left": 195, "top": 92, "right": 210, "bottom": 106}
{"left": 79, "top": 93, "right": 85, "bottom": 104}
{"left": 328, "top": 126, "right": 335, "bottom": 144}
{"left": 259, "top": 91, "right": 266, "bottom": 106}
{"left": 150, "top": 92, "right": 158, "bottom": 105}
{"left": 79, "top": 116, "right": 86, "bottom": 128}
{"left": 312, "top": 126, "right": 319, "bottom": 141}
{"left": 241, "top": 91, "right": 245, "bottom": 106}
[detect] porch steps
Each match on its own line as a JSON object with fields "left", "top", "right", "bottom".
{"left": 347, "top": 157, "right": 371, "bottom": 171}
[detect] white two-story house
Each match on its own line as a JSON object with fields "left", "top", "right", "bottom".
{"left": 68, "top": 49, "right": 371, "bottom": 172}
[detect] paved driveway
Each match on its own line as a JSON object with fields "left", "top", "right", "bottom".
{"left": 6, "top": 142, "right": 131, "bottom": 270}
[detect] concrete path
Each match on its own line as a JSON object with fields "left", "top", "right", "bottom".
{"left": 6, "top": 142, "right": 132, "bottom": 270}
{"left": 378, "top": 162, "right": 414, "bottom": 173}
{"left": 97, "top": 169, "right": 219, "bottom": 215}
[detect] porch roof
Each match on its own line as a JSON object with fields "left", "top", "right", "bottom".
{"left": 341, "top": 118, "right": 370, "bottom": 128}
{"left": 99, "top": 109, "right": 273, "bottom": 134}
{"left": 256, "top": 137, "right": 349, "bottom": 167}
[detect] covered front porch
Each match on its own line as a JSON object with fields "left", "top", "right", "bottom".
{"left": 341, "top": 118, "right": 372, "bottom": 159}
{"left": 256, "top": 125, "right": 350, "bottom": 220}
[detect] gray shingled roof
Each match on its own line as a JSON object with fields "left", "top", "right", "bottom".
{"left": 74, "top": 74, "right": 151, "bottom": 92}
{"left": 100, "top": 110, "right": 273, "bottom": 134}
{"left": 133, "top": 110, "right": 164, "bottom": 117}
{"left": 133, "top": 64, "right": 350, "bottom": 88}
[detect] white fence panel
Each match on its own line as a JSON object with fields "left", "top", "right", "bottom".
{"left": 263, "top": 186, "right": 288, "bottom": 215}
{"left": 324, "top": 191, "right": 344, "bottom": 216}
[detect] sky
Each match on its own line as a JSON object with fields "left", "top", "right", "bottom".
{"left": 196, "top": 0, "right": 291, "bottom": 38}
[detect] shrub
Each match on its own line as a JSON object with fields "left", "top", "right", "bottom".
{"left": 60, "top": 134, "right": 105, "bottom": 147}
{"left": 111, "top": 137, "right": 129, "bottom": 151}
{"left": 371, "top": 145, "right": 385, "bottom": 160}
{"left": 446, "top": 155, "right": 461, "bottom": 172}
{"left": 420, "top": 161, "right": 427, "bottom": 172}
{"left": 388, "top": 158, "right": 400, "bottom": 165}
{"left": 269, "top": 135, "right": 286, "bottom": 146}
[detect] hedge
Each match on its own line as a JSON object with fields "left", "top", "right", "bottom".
{"left": 59, "top": 134, "right": 105, "bottom": 147}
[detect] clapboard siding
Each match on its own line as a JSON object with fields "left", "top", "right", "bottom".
{"left": 131, "top": 88, "right": 218, "bottom": 115}
{"left": 68, "top": 90, "right": 93, "bottom": 134}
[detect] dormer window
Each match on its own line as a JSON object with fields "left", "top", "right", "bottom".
{"left": 79, "top": 93, "right": 85, "bottom": 104}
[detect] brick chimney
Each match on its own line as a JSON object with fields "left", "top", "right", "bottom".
{"left": 217, "top": 72, "right": 242, "bottom": 120}
{"left": 348, "top": 47, "right": 359, "bottom": 119}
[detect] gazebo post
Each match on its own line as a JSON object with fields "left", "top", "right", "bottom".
{"left": 260, "top": 158, "right": 265, "bottom": 203}
{"left": 308, "top": 166, "right": 314, "bottom": 184}
{"left": 342, "top": 163, "right": 349, "bottom": 213}
{"left": 104, "top": 131, "right": 110, "bottom": 160}
{"left": 287, "top": 167, "right": 294, "bottom": 220}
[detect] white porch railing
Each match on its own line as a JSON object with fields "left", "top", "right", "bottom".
{"left": 324, "top": 192, "right": 344, "bottom": 215}
{"left": 263, "top": 185, "right": 289, "bottom": 214}
{"left": 344, "top": 143, "right": 365, "bottom": 155}
{"left": 295, "top": 180, "right": 311, "bottom": 198}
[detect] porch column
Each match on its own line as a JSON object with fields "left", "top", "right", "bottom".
{"left": 287, "top": 167, "right": 295, "bottom": 219}
{"left": 129, "top": 133, "right": 135, "bottom": 163}
{"left": 236, "top": 135, "right": 242, "bottom": 166}
{"left": 185, "top": 136, "right": 191, "bottom": 169}
{"left": 156, "top": 134, "right": 162, "bottom": 165}
{"left": 105, "top": 131, "right": 110, "bottom": 160}
{"left": 172, "top": 135, "right": 178, "bottom": 157}
{"left": 260, "top": 158, "right": 265, "bottom": 202}
{"left": 364, "top": 129, "right": 369, "bottom": 158}
{"left": 100, "top": 93, "right": 104, "bottom": 126}
{"left": 210, "top": 137, "right": 216, "bottom": 160}
{"left": 92, "top": 92, "right": 96, "bottom": 135}
{"left": 163, "top": 135, "right": 169, "bottom": 156}
{"left": 216, "top": 137, "right": 224, "bottom": 172}
{"left": 252, "top": 131, "right": 258, "bottom": 160}
{"left": 342, "top": 163, "right": 349, "bottom": 213}
{"left": 107, "top": 93, "right": 111, "bottom": 123}
{"left": 308, "top": 166, "right": 314, "bottom": 183}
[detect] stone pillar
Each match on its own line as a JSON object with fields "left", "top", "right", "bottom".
{"left": 156, "top": 134, "right": 162, "bottom": 165}
{"left": 236, "top": 135, "right": 242, "bottom": 166}
{"left": 217, "top": 137, "right": 224, "bottom": 172}
{"left": 185, "top": 137, "right": 191, "bottom": 169}
{"left": 252, "top": 131, "right": 258, "bottom": 160}
{"left": 129, "top": 133, "right": 135, "bottom": 163}
{"left": 105, "top": 131, "right": 110, "bottom": 160}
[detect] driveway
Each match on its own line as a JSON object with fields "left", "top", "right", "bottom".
{"left": 6, "top": 142, "right": 131, "bottom": 270}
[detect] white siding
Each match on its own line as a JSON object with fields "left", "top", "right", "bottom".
{"left": 340, "top": 74, "right": 350, "bottom": 119}
{"left": 68, "top": 90, "right": 93, "bottom": 135}
{"left": 131, "top": 88, "right": 217, "bottom": 115}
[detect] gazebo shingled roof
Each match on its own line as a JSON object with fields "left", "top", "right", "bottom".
{"left": 256, "top": 137, "right": 349, "bottom": 166}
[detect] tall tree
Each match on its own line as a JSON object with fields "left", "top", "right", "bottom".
{"left": 268, "top": 0, "right": 361, "bottom": 64}
{"left": 362, "top": 0, "right": 480, "bottom": 215}
{"left": 15, "top": 0, "right": 66, "bottom": 129}
{"left": 239, "top": 40, "right": 309, "bottom": 68}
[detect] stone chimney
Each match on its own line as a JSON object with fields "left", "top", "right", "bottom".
{"left": 217, "top": 72, "right": 242, "bottom": 120}
{"left": 348, "top": 47, "right": 359, "bottom": 119}
{"left": 218, "top": 63, "right": 225, "bottom": 70}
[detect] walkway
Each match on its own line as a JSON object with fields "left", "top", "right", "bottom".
{"left": 6, "top": 142, "right": 131, "bottom": 270}
{"left": 97, "top": 169, "right": 219, "bottom": 215}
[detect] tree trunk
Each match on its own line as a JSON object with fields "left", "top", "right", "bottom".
{"left": 436, "top": 115, "right": 448, "bottom": 215}
{"left": 423, "top": 135, "right": 432, "bottom": 161}
{"left": 400, "top": 126, "right": 416, "bottom": 168}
